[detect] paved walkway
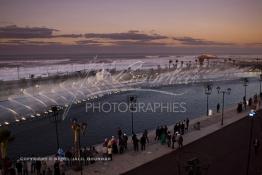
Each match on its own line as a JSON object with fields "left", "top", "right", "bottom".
{"left": 66, "top": 105, "right": 257, "bottom": 175}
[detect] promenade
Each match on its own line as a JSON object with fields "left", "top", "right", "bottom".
{"left": 66, "top": 104, "right": 255, "bottom": 175}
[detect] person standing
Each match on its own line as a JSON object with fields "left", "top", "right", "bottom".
{"left": 123, "top": 133, "right": 128, "bottom": 150}
{"left": 35, "top": 160, "right": 41, "bottom": 175}
{"left": 15, "top": 160, "right": 22, "bottom": 175}
{"left": 178, "top": 134, "right": 183, "bottom": 148}
{"left": 172, "top": 132, "right": 177, "bottom": 149}
{"left": 217, "top": 103, "right": 220, "bottom": 113}
{"left": 118, "top": 137, "right": 124, "bottom": 154}
{"left": 9, "top": 164, "right": 16, "bottom": 175}
{"left": 181, "top": 122, "right": 185, "bottom": 135}
{"left": 54, "top": 161, "right": 60, "bottom": 175}
{"left": 22, "top": 161, "right": 28, "bottom": 175}
{"left": 30, "top": 159, "right": 36, "bottom": 174}
{"left": 243, "top": 96, "right": 247, "bottom": 110}
{"left": 167, "top": 131, "right": 172, "bottom": 147}
{"left": 155, "top": 126, "right": 160, "bottom": 140}
{"left": 132, "top": 134, "right": 139, "bottom": 151}
{"left": 107, "top": 145, "right": 113, "bottom": 161}
{"left": 140, "top": 135, "right": 146, "bottom": 151}
{"left": 143, "top": 129, "right": 149, "bottom": 143}
{"left": 117, "top": 127, "right": 122, "bottom": 138}
{"left": 186, "top": 118, "right": 189, "bottom": 131}
{"left": 111, "top": 136, "right": 118, "bottom": 154}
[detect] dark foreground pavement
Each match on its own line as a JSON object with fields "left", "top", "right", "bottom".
{"left": 123, "top": 110, "right": 262, "bottom": 175}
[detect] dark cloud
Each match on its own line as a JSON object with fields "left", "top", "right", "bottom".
{"left": 75, "top": 39, "right": 105, "bottom": 45}
{"left": 112, "top": 40, "right": 168, "bottom": 46}
{"left": 173, "top": 37, "right": 234, "bottom": 46}
{"left": 75, "top": 39, "right": 168, "bottom": 47}
{"left": 0, "top": 39, "right": 61, "bottom": 45}
{"left": 0, "top": 25, "right": 83, "bottom": 39}
{"left": 85, "top": 30, "right": 168, "bottom": 41}
{"left": 0, "top": 25, "right": 58, "bottom": 38}
{"left": 53, "top": 34, "right": 83, "bottom": 38}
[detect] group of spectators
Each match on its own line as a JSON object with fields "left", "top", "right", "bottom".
{"left": 237, "top": 94, "right": 260, "bottom": 113}
{"left": 3, "top": 158, "right": 62, "bottom": 175}
{"left": 155, "top": 119, "right": 189, "bottom": 149}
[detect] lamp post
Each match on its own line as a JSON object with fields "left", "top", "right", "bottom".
{"left": 259, "top": 74, "right": 262, "bottom": 98}
{"left": 242, "top": 78, "right": 248, "bottom": 99}
{"left": 71, "top": 118, "right": 87, "bottom": 174}
{"left": 128, "top": 95, "right": 137, "bottom": 134}
{"left": 49, "top": 105, "right": 63, "bottom": 150}
{"left": 216, "top": 87, "right": 231, "bottom": 125}
{"left": 246, "top": 110, "right": 256, "bottom": 175}
{"left": 204, "top": 84, "right": 212, "bottom": 116}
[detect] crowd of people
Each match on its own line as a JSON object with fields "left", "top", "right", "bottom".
{"left": 1, "top": 158, "right": 64, "bottom": 175}
{"left": 237, "top": 94, "right": 260, "bottom": 113}
{"left": 99, "top": 119, "right": 190, "bottom": 162}
{"left": 154, "top": 119, "right": 189, "bottom": 149}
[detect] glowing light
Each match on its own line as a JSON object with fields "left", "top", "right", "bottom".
{"left": 4, "top": 122, "right": 10, "bottom": 125}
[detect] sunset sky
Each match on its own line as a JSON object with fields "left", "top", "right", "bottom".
{"left": 0, "top": 0, "right": 262, "bottom": 54}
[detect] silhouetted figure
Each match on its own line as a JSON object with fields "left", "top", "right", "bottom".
{"left": 178, "top": 134, "right": 183, "bottom": 148}
{"left": 140, "top": 135, "right": 146, "bottom": 151}
{"left": 181, "top": 122, "right": 185, "bottom": 135}
{"left": 174, "top": 123, "right": 179, "bottom": 134}
{"left": 111, "top": 136, "right": 118, "bottom": 154}
{"left": 248, "top": 97, "right": 253, "bottom": 107}
{"left": 107, "top": 145, "right": 113, "bottom": 161}
{"left": 22, "top": 161, "right": 28, "bottom": 175}
{"left": 186, "top": 118, "right": 189, "bottom": 131}
{"left": 15, "top": 161, "right": 22, "bottom": 175}
{"left": 167, "top": 131, "right": 172, "bottom": 147}
{"left": 35, "top": 161, "right": 41, "bottom": 175}
{"left": 155, "top": 126, "right": 160, "bottom": 140}
{"left": 54, "top": 161, "right": 60, "bottom": 175}
{"left": 143, "top": 129, "right": 149, "bottom": 143}
{"left": 132, "top": 134, "right": 139, "bottom": 151}
{"left": 217, "top": 103, "right": 220, "bottom": 113}
{"left": 172, "top": 133, "right": 177, "bottom": 149}
{"left": 243, "top": 96, "right": 247, "bottom": 110}
{"left": 237, "top": 103, "right": 243, "bottom": 113}
{"left": 117, "top": 127, "right": 122, "bottom": 138}
{"left": 119, "top": 137, "right": 124, "bottom": 154}
{"left": 123, "top": 133, "right": 128, "bottom": 150}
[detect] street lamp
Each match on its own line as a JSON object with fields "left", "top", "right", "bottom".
{"left": 71, "top": 118, "right": 87, "bottom": 156}
{"left": 246, "top": 110, "right": 256, "bottom": 175}
{"left": 71, "top": 118, "right": 87, "bottom": 174}
{"left": 242, "top": 78, "right": 248, "bottom": 99}
{"left": 128, "top": 95, "right": 137, "bottom": 134}
{"left": 259, "top": 74, "right": 262, "bottom": 98}
{"left": 204, "top": 84, "right": 212, "bottom": 116}
{"left": 216, "top": 87, "right": 231, "bottom": 125}
{"left": 49, "top": 105, "right": 63, "bottom": 150}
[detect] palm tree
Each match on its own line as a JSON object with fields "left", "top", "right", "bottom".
{"left": 0, "top": 129, "right": 14, "bottom": 159}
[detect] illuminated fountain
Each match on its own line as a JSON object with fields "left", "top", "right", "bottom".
{"left": 0, "top": 59, "right": 257, "bottom": 126}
